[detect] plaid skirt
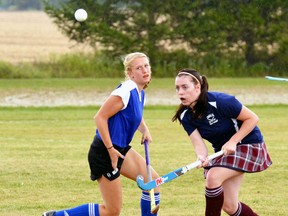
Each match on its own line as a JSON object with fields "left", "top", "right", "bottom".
{"left": 205, "top": 142, "right": 272, "bottom": 173}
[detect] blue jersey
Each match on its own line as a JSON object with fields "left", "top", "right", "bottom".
{"left": 96, "top": 80, "right": 145, "bottom": 148}
{"left": 180, "top": 92, "right": 263, "bottom": 151}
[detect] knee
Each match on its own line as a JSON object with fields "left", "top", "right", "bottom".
{"left": 206, "top": 174, "right": 222, "bottom": 188}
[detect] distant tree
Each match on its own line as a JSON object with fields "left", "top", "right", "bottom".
{"left": 170, "top": 0, "right": 288, "bottom": 66}
{"left": 43, "top": 0, "right": 178, "bottom": 65}
{"left": 218, "top": 0, "right": 288, "bottom": 67}
{"left": 43, "top": 0, "right": 288, "bottom": 73}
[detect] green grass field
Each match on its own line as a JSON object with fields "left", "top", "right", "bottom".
{"left": 0, "top": 78, "right": 287, "bottom": 215}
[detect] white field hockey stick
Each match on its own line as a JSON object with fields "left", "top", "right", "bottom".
{"left": 143, "top": 140, "right": 160, "bottom": 214}
{"left": 265, "top": 76, "right": 288, "bottom": 82}
{"left": 137, "top": 150, "right": 224, "bottom": 191}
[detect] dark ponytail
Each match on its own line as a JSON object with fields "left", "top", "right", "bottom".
{"left": 193, "top": 74, "right": 208, "bottom": 119}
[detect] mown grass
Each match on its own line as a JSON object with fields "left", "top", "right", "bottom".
{"left": 0, "top": 105, "right": 287, "bottom": 216}
{"left": 0, "top": 11, "right": 287, "bottom": 78}
{"left": 0, "top": 76, "right": 287, "bottom": 91}
{"left": 0, "top": 78, "right": 287, "bottom": 215}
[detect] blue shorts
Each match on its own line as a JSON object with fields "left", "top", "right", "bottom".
{"left": 88, "top": 136, "right": 131, "bottom": 181}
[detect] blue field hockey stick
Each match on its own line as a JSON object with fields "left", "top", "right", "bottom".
{"left": 137, "top": 150, "right": 224, "bottom": 191}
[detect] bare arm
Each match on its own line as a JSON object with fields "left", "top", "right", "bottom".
{"left": 94, "top": 95, "right": 125, "bottom": 169}
{"left": 222, "top": 105, "right": 259, "bottom": 155}
{"left": 189, "top": 129, "right": 208, "bottom": 166}
{"left": 138, "top": 117, "right": 152, "bottom": 144}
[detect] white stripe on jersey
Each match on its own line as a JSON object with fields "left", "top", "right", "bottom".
{"left": 89, "top": 203, "right": 95, "bottom": 216}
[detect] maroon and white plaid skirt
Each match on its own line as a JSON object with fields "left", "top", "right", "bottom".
{"left": 205, "top": 142, "right": 272, "bottom": 173}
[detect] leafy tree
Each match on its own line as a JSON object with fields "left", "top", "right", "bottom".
{"left": 43, "top": 0, "right": 288, "bottom": 75}
{"left": 43, "top": 0, "right": 177, "bottom": 66}
{"left": 221, "top": 0, "right": 288, "bottom": 66}
{"left": 170, "top": 0, "right": 288, "bottom": 66}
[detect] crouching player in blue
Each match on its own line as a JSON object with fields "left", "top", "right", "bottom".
{"left": 172, "top": 69, "right": 272, "bottom": 216}
{"left": 42, "top": 52, "right": 160, "bottom": 216}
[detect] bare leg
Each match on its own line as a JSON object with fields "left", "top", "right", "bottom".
{"left": 97, "top": 176, "right": 122, "bottom": 216}
{"left": 222, "top": 173, "right": 244, "bottom": 214}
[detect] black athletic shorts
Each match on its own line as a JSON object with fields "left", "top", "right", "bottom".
{"left": 88, "top": 135, "right": 131, "bottom": 181}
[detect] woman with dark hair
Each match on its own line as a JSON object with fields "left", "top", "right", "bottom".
{"left": 173, "top": 68, "right": 272, "bottom": 216}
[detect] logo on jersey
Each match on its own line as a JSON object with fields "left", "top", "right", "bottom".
{"left": 207, "top": 113, "right": 218, "bottom": 125}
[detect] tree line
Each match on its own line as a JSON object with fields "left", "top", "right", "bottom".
{"left": 1, "top": 0, "right": 287, "bottom": 77}
{"left": 43, "top": 0, "right": 288, "bottom": 76}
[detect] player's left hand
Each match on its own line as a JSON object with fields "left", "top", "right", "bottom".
{"left": 222, "top": 140, "right": 237, "bottom": 155}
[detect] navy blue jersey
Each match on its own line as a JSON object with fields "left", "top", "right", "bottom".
{"left": 96, "top": 80, "right": 145, "bottom": 148}
{"left": 180, "top": 92, "right": 263, "bottom": 151}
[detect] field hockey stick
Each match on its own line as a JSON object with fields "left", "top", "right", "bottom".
{"left": 143, "top": 140, "right": 160, "bottom": 214}
{"left": 265, "top": 76, "right": 288, "bottom": 82}
{"left": 137, "top": 150, "right": 224, "bottom": 191}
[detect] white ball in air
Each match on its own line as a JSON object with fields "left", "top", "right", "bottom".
{"left": 74, "top": 9, "right": 88, "bottom": 22}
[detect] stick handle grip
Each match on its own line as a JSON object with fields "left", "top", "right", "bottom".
{"left": 187, "top": 150, "right": 224, "bottom": 170}
{"left": 208, "top": 150, "right": 224, "bottom": 160}
{"left": 144, "top": 140, "right": 150, "bottom": 166}
{"left": 144, "top": 140, "right": 153, "bottom": 181}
